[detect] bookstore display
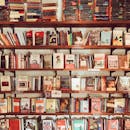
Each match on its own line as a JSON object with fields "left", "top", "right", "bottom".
{"left": 1, "top": 0, "right": 130, "bottom": 130}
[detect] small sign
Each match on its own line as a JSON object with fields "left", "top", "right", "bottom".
{"left": 51, "top": 90, "right": 62, "bottom": 98}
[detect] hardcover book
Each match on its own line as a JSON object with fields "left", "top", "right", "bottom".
{"left": 12, "top": 98, "right": 20, "bottom": 113}
{"left": 43, "top": 76, "right": 53, "bottom": 91}
{"left": 0, "top": 119, "right": 9, "bottom": 130}
{"left": 35, "top": 31, "right": 44, "bottom": 46}
{"left": 9, "top": 118, "right": 21, "bottom": 130}
{"left": 53, "top": 53, "right": 64, "bottom": 69}
{"left": 43, "top": 54, "right": 52, "bottom": 69}
{"left": 60, "top": 75, "right": 70, "bottom": 90}
{"left": 86, "top": 77, "right": 95, "bottom": 91}
{"left": 0, "top": 98, "right": 7, "bottom": 113}
{"left": 106, "top": 98, "right": 114, "bottom": 113}
{"left": 35, "top": 98, "right": 45, "bottom": 113}
{"left": 46, "top": 99, "right": 57, "bottom": 113}
{"left": 107, "top": 119, "right": 119, "bottom": 130}
{"left": 80, "top": 99, "right": 89, "bottom": 113}
{"left": 79, "top": 54, "right": 89, "bottom": 68}
{"left": 60, "top": 98, "right": 69, "bottom": 113}
{"left": 125, "top": 119, "right": 130, "bottom": 130}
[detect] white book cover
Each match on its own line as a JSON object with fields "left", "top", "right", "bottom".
{"left": 53, "top": 53, "right": 64, "bottom": 69}
{"left": 71, "top": 77, "right": 81, "bottom": 91}
{"left": 16, "top": 76, "right": 29, "bottom": 91}
{"left": 21, "top": 98, "right": 30, "bottom": 113}
{"left": 25, "top": 119, "right": 38, "bottom": 130}
{"left": 94, "top": 53, "right": 106, "bottom": 69}
{"left": 0, "top": 75, "right": 11, "bottom": 91}
{"left": 42, "top": 120, "right": 53, "bottom": 130}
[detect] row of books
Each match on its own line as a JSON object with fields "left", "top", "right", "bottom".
{"left": 0, "top": 96, "right": 129, "bottom": 114}
{"left": 0, "top": 117, "right": 129, "bottom": 130}
{"left": 1, "top": 27, "right": 130, "bottom": 46}
{"left": 2, "top": 51, "right": 130, "bottom": 70}
{"left": 0, "top": 75, "right": 130, "bottom": 92}
{"left": 2, "top": 0, "right": 130, "bottom": 21}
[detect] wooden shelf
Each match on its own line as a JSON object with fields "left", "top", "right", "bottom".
{"left": 1, "top": 45, "right": 130, "bottom": 49}
{"left": 0, "top": 21, "right": 130, "bottom": 27}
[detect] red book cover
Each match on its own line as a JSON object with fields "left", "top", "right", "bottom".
{"left": 35, "top": 31, "right": 44, "bottom": 46}
{"left": 13, "top": 98, "right": 20, "bottom": 113}
{"left": 107, "top": 119, "right": 118, "bottom": 130}
{"left": 91, "top": 98, "right": 101, "bottom": 114}
{"left": 56, "top": 119, "right": 66, "bottom": 130}
{"left": 9, "top": 119, "right": 21, "bottom": 130}
{"left": 26, "top": 30, "right": 33, "bottom": 46}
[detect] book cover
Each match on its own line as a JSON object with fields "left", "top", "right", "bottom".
{"left": 25, "top": 118, "right": 38, "bottom": 130}
{"left": 49, "top": 31, "right": 57, "bottom": 45}
{"left": 60, "top": 75, "right": 70, "bottom": 90}
{"left": 0, "top": 75, "right": 11, "bottom": 91}
{"left": 71, "top": 77, "right": 81, "bottom": 91}
{"left": 12, "top": 98, "right": 20, "bottom": 113}
{"left": 107, "top": 55, "right": 119, "bottom": 69}
{"left": 30, "top": 53, "right": 41, "bottom": 68}
{"left": 60, "top": 98, "right": 69, "bottom": 113}
{"left": 53, "top": 76, "right": 60, "bottom": 90}
{"left": 72, "top": 119, "right": 85, "bottom": 130}
{"left": 46, "top": 99, "right": 57, "bottom": 113}
{"left": 125, "top": 119, "right": 130, "bottom": 130}
{"left": 35, "top": 31, "right": 44, "bottom": 46}
{"left": 0, "top": 98, "right": 7, "bottom": 113}
{"left": 43, "top": 54, "right": 52, "bottom": 69}
{"left": 20, "top": 98, "right": 30, "bottom": 113}
{"left": 80, "top": 99, "right": 89, "bottom": 113}
{"left": 86, "top": 77, "right": 95, "bottom": 91}
{"left": 26, "top": 30, "right": 33, "bottom": 46}
{"left": 0, "top": 119, "right": 9, "bottom": 130}
{"left": 89, "top": 118, "right": 103, "bottom": 130}
{"left": 56, "top": 119, "right": 67, "bottom": 130}
{"left": 65, "top": 54, "right": 75, "bottom": 69}
{"left": 113, "top": 29, "right": 123, "bottom": 46}
{"left": 16, "top": 76, "right": 29, "bottom": 91}
{"left": 101, "top": 76, "right": 106, "bottom": 91}
{"left": 53, "top": 53, "right": 64, "bottom": 69}
{"left": 100, "top": 30, "right": 112, "bottom": 45}
{"left": 106, "top": 76, "right": 117, "bottom": 91}
{"left": 42, "top": 120, "right": 53, "bottom": 130}
{"left": 106, "top": 98, "right": 114, "bottom": 113}
{"left": 94, "top": 53, "right": 106, "bottom": 69}
{"left": 91, "top": 98, "right": 101, "bottom": 114}
{"left": 118, "top": 55, "right": 128, "bottom": 69}
{"left": 107, "top": 119, "right": 118, "bottom": 130}
{"left": 117, "top": 76, "right": 130, "bottom": 91}
{"left": 114, "top": 98, "right": 125, "bottom": 113}
{"left": 35, "top": 98, "right": 45, "bottom": 113}
{"left": 43, "top": 76, "right": 53, "bottom": 91}
{"left": 9, "top": 118, "right": 21, "bottom": 130}
{"left": 79, "top": 54, "right": 89, "bottom": 68}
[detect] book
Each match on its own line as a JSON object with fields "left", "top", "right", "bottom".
{"left": 113, "top": 29, "right": 124, "bottom": 46}
{"left": 9, "top": 118, "right": 21, "bottom": 130}
{"left": 107, "top": 55, "right": 119, "bottom": 69}
{"left": 100, "top": 30, "right": 112, "bottom": 45}
{"left": 42, "top": 120, "right": 53, "bottom": 130}
{"left": 94, "top": 53, "right": 106, "bottom": 69}
{"left": 91, "top": 98, "right": 101, "bottom": 114}
{"left": 60, "top": 75, "right": 70, "bottom": 90}
{"left": 106, "top": 76, "right": 117, "bottom": 91}
{"left": 35, "top": 98, "right": 45, "bottom": 113}
{"left": 20, "top": 98, "right": 30, "bottom": 113}
{"left": 107, "top": 119, "right": 119, "bottom": 130}
{"left": 0, "top": 0, "right": 5, "bottom": 6}
{"left": 46, "top": 99, "right": 57, "bottom": 113}
{"left": 79, "top": 54, "right": 89, "bottom": 68}
{"left": 114, "top": 98, "right": 125, "bottom": 113}
{"left": 71, "top": 77, "right": 81, "bottom": 91}
{"left": 16, "top": 76, "right": 29, "bottom": 91}
{"left": 35, "top": 31, "right": 44, "bottom": 46}
{"left": 43, "top": 76, "right": 53, "bottom": 91}
{"left": 26, "top": 30, "right": 33, "bottom": 46}
{"left": 65, "top": 54, "right": 75, "bottom": 69}
{"left": 0, "top": 75, "right": 11, "bottom": 91}
{"left": 80, "top": 99, "right": 89, "bottom": 113}
{"left": 12, "top": 98, "right": 20, "bottom": 113}
{"left": 53, "top": 53, "right": 64, "bottom": 69}
{"left": 56, "top": 119, "right": 67, "bottom": 130}
{"left": 60, "top": 98, "right": 69, "bottom": 112}
{"left": 0, "top": 119, "right": 9, "bottom": 130}
{"left": 72, "top": 119, "right": 85, "bottom": 130}
{"left": 30, "top": 53, "right": 41, "bottom": 68}
{"left": 86, "top": 77, "right": 95, "bottom": 91}
{"left": 0, "top": 98, "right": 7, "bottom": 113}
{"left": 25, "top": 118, "right": 38, "bottom": 130}
{"left": 117, "top": 76, "right": 130, "bottom": 91}
{"left": 89, "top": 118, "right": 103, "bottom": 130}
{"left": 125, "top": 119, "right": 130, "bottom": 130}
{"left": 124, "top": 32, "right": 130, "bottom": 45}
{"left": 106, "top": 98, "right": 114, "bottom": 113}
{"left": 118, "top": 55, "right": 128, "bottom": 69}
{"left": 43, "top": 54, "right": 52, "bottom": 69}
